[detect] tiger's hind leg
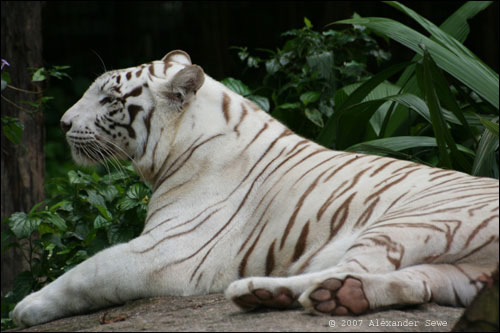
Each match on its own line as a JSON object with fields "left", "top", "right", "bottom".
{"left": 300, "top": 263, "right": 491, "bottom": 315}
{"left": 226, "top": 263, "right": 494, "bottom": 315}
{"left": 225, "top": 260, "right": 372, "bottom": 311}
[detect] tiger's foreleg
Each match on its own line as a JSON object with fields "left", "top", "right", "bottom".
{"left": 12, "top": 239, "right": 159, "bottom": 327}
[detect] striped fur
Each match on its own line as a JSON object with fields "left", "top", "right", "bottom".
{"left": 13, "top": 50, "right": 499, "bottom": 327}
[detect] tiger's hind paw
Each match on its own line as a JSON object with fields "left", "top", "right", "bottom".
{"left": 300, "top": 277, "right": 369, "bottom": 315}
{"left": 231, "top": 286, "right": 298, "bottom": 310}
{"left": 226, "top": 278, "right": 301, "bottom": 311}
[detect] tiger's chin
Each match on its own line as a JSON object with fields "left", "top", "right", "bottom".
{"left": 70, "top": 150, "right": 102, "bottom": 166}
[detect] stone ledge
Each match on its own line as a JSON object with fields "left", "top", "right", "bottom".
{"left": 11, "top": 294, "right": 463, "bottom": 332}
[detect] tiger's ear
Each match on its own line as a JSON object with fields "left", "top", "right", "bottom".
{"left": 164, "top": 65, "right": 205, "bottom": 111}
{"left": 162, "top": 50, "right": 192, "bottom": 65}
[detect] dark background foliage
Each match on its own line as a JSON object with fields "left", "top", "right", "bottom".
{"left": 40, "top": 1, "right": 499, "bottom": 175}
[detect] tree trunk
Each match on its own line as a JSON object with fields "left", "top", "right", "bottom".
{"left": 1, "top": 1, "right": 44, "bottom": 296}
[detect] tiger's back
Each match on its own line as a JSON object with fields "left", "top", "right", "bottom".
{"left": 13, "top": 50, "right": 499, "bottom": 327}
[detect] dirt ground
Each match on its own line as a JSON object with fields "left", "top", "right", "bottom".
{"left": 11, "top": 293, "right": 464, "bottom": 332}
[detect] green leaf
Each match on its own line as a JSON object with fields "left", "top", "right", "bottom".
{"left": 317, "top": 61, "right": 411, "bottom": 147}
{"left": 478, "top": 117, "right": 499, "bottom": 138}
{"left": 12, "top": 271, "right": 35, "bottom": 301}
{"left": 1, "top": 116, "right": 24, "bottom": 145}
{"left": 420, "top": 47, "right": 471, "bottom": 171}
{"left": 306, "top": 51, "right": 334, "bottom": 81}
{"left": 44, "top": 212, "right": 67, "bottom": 231}
{"left": 304, "top": 17, "right": 313, "bottom": 29}
{"left": 247, "top": 95, "right": 270, "bottom": 112}
{"left": 50, "top": 200, "right": 73, "bottom": 212}
{"left": 8, "top": 212, "right": 42, "bottom": 238}
{"left": 127, "top": 183, "right": 149, "bottom": 200}
{"left": 68, "top": 170, "right": 92, "bottom": 185}
{"left": 265, "top": 58, "right": 280, "bottom": 75}
{"left": 472, "top": 126, "right": 499, "bottom": 177}
{"left": 438, "top": 1, "right": 492, "bottom": 43}
{"left": 420, "top": 49, "right": 452, "bottom": 169}
{"left": 107, "top": 224, "right": 134, "bottom": 245}
{"left": 96, "top": 184, "right": 120, "bottom": 202}
{"left": 94, "top": 215, "right": 112, "bottom": 229}
{"left": 31, "top": 68, "right": 47, "bottom": 82}
{"left": 346, "top": 136, "right": 475, "bottom": 156}
{"left": 86, "top": 190, "right": 112, "bottom": 221}
{"left": 335, "top": 14, "right": 499, "bottom": 109}
{"left": 221, "top": 77, "right": 252, "bottom": 96}
{"left": 276, "top": 102, "right": 302, "bottom": 110}
{"left": 117, "top": 196, "right": 139, "bottom": 211}
{"left": 305, "top": 108, "right": 324, "bottom": 127}
{"left": 1, "top": 228, "right": 18, "bottom": 253}
{"left": 300, "top": 91, "right": 321, "bottom": 106}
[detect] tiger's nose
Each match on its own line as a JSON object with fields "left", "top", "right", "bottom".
{"left": 60, "top": 120, "right": 72, "bottom": 133}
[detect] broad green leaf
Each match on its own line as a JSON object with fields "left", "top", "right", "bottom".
{"left": 335, "top": 99, "right": 388, "bottom": 149}
{"left": 276, "top": 102, "right": 301, "bottom": 110}
{"left": 420, "top": 50, "right": 452, "bottom": 169}
{"left": 49, "top": 200, "right": 73, "bottom": 212}
{"left": 439, "top": 1, "right": 492, "bottom": 43}
{"left": 117, "top": 196, "right": 139, "bottom": 211}
{"left": 306, "top": 51, "right": 334, "bottom": 81}
{"left": 221, "top": 77, "right": 252, "bottom": 96}
{"left": 383, "top": 2, "right": 492, "bottom": 136}
{"left": 247, "top": 95, "right": 270, "bottom": 112}
{"left": 86, "top": 190, "right": 112, "bottom": 221}
{"left": 317, "top": 61, "right": 411, "bottom": 147}
{"left": 472, "top": 127, "right": 499, "bottom": 177}
{"left": 44, "top": 213, "right": 67, "bottom": 232}
{"left": 95, "top": 184, "right": 119, "bottom": 202}
{"left": 478, "top": 117, "right": 499, "bottom": 138}
{"left": 335, "top": 16, "right": 499, "bottom": 109}
{"left": 421, "top": 48, "right": 472, "bottom": 171}
{"left": 127, "top": 183, "right": 149, "bottom": 200}
{"left": 9, "top": 212, "right": 41, "bottom": 238}
{"left": 1, "top": 116, "right": 24, "bottom": 145}
{"left": 94, "top": 215, "right": 112, "bottom": 229}
{"left": 305, "top": 108, "right": 324, "bottom": 127}
{"left": 300, "top": 91, "right": 321, "bottom": 106}
{"left": 107, "top": 225, "right": 134, "bottom": 245}
{"left": 304, "top": 17, "right": 313, "bottom": 29}
{"left": 346, "top": 136, "right": 475, "bottom": 156}
{"left": 68, "top": 170, "right": 92, "bottom": 185}
{"left": 31, "top": 68, "right": 46, "bottom": 82}
{"left": 335, "top": 81, "right": 402, "bottom": 135}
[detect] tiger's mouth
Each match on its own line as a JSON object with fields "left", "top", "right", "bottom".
{"left": 67, "top": 134, "right": 119, "bottom": 165}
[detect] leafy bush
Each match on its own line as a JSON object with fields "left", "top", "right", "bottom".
{"left": 1, "top": 165, "right": 150, "bottom": 329}
{"left": 225, "top": 2, "right": 498, "bottom": 178}
{"left": 225, "top": 16, "right": 391, "bottom": 139}
{"left": 320, "top": 1, "right": 498, "bottom": 177}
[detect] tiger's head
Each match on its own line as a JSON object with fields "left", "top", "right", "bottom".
{"left": 60, "top": 50, "right": 204, "bottom": 168}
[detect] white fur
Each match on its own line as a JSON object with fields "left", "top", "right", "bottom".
{"left": 13, "top": 50, "right": 499, "bottom": 327}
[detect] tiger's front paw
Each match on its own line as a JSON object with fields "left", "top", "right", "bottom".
{"left": 12, "top": 290, "right": 62, "bottom": 328}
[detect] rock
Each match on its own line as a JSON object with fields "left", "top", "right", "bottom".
{"left": 10, "top": 294, "right": 464, "bottom": 332}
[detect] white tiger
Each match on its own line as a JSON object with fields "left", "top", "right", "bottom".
{"left": 13, "top": 50, "right": 499, "bottom": 327}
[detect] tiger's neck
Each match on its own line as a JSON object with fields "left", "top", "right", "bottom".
{"left": 137, "top": 76, "right": 300, "bottom": 229}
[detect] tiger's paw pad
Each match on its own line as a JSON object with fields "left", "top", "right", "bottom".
{"left": 308, "top": 277, "right": 369, "bottom": 315}
{"left": 232, "top": 287, "right": 297, "bottom": 310}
